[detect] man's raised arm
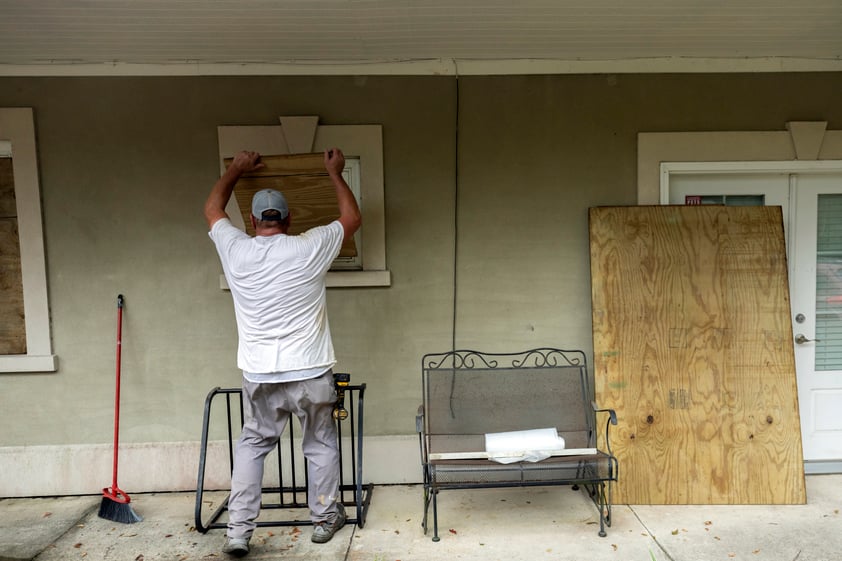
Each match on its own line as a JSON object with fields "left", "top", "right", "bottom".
{"left": 204, "top": 150, "right": 264, "bottom": 229}
{"left": 324, "top": 148, "right": 362, "bottom": 241}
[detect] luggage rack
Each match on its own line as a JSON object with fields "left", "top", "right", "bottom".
{"left": 194, "top": 376, "right": 372, "bottom": 533}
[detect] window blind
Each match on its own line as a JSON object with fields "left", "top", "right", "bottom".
{"left": 815, "top": 194, "right": 842, "bottom": 371}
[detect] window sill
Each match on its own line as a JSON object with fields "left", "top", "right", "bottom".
{"left": 219, "top": 270, "right": 391, "bottom": 290}
{"left": 0, "top": 354, "right": 58, "bottom": 373}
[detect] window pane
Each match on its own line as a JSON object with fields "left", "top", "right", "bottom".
{"left": 724, "top": 195, "right": 765, "bottom": 206}
{"left": 815, "top": 194, "right": 842, "bottom": 371}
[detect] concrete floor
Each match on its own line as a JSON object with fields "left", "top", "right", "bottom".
{"left": 1, "top": 475, "right": 839, "bottom": 561}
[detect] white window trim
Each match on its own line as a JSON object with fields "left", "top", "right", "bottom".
{"left": 637, "top": 123, "right": 842, "bottom": 205}
{"left": 217, "top": 121, "right": 390, "bottom": 288}
{"left": 330, "top": 157, "right": 363, "bottom": 270}
{"left": 0, "top": 108, "right": 57, "bottom": 372}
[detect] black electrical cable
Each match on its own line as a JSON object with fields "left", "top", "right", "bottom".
{"left": 451, "top": 74, "right": 460, "bottom": 355}
{"left": 449, "top": 75, "right": 460, "bottom": 419}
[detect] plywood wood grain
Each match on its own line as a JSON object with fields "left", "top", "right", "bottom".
{"left": 224, "top": 153, "right": 357, "bottom": 258}
{"left": 590, "top": 205, "right": 805, "bottom": 505}
{"left": 0, "top": 158, "right": 26, "bottom": 355}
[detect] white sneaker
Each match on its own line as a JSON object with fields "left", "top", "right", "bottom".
{"left": 222, "top": 536, "right": 250, "bottom": 557}
{"left": 312, "top": 503, "right": 347, "bottom": 543}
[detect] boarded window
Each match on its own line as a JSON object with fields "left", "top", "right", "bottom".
{"left": 0, "top": 157, "right": 26, "bottom": 354}
{"left": 224, "top": 153, "right": 360, "bottom": 265}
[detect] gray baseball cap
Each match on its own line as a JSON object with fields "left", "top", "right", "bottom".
{"left": 251, "top": 189, "right": 289, "bottom": 221}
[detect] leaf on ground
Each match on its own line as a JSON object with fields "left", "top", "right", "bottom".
{"left": 43, "top": 512, "right": 52, "bottom": 518}
{"left": 135, "top": 555, "right": 144, "bottom": 561}
{"left": 449, "top": 529, "right": 457, "bottom": 534}
{"left": 612, "top": 544, "right": 618, "bottom": 551}
{"left": 671, "top": 530, "right": 679, "bottom": 535}
{"left": 73, "top": 543, "right": 83, "bottom": 548}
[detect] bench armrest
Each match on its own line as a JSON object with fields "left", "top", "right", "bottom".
{"left": 416, "top": 404, "right": 425, "bottom": 434}
{"left": 591, "top": 401, "right": 618, "bottom": 456}
{"left": 591, "top": 401, "right": 617, "bottom": 425}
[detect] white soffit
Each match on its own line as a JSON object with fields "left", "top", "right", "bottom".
{"left": 0, "top": 0, "right": 841, "bottom": 75}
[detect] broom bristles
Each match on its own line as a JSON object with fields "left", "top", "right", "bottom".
{"left": 99, "top": 496, "right": 143, "bottom": 523}
{"left": 98, "top": 487, "right": 142, "bottom": 524}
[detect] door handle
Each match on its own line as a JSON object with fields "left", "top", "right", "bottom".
{"left": 795, "top": 334, "right": 820, "bottom": 344}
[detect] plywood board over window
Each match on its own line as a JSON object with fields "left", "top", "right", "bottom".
{"left": 589, "top": 205, "right": 806, "bottom": 505}
{"left": 223, "top": 153, "right": 357, "bottom": 259}
{"left": 218, "top": 118, "right": 389, "bottom": 288}
{"left": 0, "top": 157, "right": 26, "bottom": 354}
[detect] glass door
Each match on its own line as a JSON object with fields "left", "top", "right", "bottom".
{"left": 791, "top": 173, "right": 842, "bottom": 462}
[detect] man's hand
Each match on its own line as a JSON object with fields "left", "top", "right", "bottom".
{"left": 323, "top": 147, "right": 361, "bottom": 240}
{"left": 325, "top": 148, "right": 345, "bottom": 177}
{"left": 231, "top": 150, "right": 265, "bottom": 174}
{"left": 204, "top": 150, "right": 265, "bottom": 229}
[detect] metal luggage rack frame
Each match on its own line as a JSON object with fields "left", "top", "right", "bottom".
{"left": 195, "top": 377, "right": 372, "bottom": 533}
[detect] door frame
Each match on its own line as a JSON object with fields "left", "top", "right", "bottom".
{"left": 660, "top": 160, "right": 842, "bottom": 474}
{"left": 660, "top": 160, "right": 842, "bottom": 264}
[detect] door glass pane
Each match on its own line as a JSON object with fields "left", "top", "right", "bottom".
{"left": 815, "top": 194, "right": 842, "bottom": 371}
{"left": 724, "top": 194, "right": 765, "bottom": 206}
{"left": 690, "top": 194, "right": 765, "bottom": 206}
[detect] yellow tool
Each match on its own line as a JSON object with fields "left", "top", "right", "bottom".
{"left": 333, "top": 372, "right": 350, "bottom": 421}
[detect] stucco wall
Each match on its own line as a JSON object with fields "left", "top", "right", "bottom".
{"left": 1, "top": 73, "right": 841, "bottom": 493}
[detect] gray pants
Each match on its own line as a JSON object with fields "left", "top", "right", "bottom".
{"left": 227, "top": 371, "right": 340, "bottom": 539}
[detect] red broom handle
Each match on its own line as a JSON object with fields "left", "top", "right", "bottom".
{"left": 112, "top": 294, "right": 124, "bottom": 490}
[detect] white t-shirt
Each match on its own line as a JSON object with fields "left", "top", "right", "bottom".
{"left": 209, "top": 218, "right": 344, "bottom": 378}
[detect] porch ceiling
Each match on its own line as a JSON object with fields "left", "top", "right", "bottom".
{"left": 1, "top": 0, "right": 841, "bottom": 74}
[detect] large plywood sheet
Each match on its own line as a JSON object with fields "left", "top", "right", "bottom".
{"left": 590, "top": 206, "right": 805, "bottom": 504}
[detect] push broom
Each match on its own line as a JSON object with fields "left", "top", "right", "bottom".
{"left": 99, "top": 294, "right": 142, "bottom": 523}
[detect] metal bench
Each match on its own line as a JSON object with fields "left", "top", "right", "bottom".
{"left": 416, "top": 348, "right": 618, "bottom": 540}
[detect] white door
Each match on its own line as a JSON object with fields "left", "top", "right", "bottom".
{"left": 668, "top": 169, "right": 842, "bottom": 470}
{"left": 790, "top": 173, "right": 842, "bottom": 463}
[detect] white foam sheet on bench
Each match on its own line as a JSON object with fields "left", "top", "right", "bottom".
{"left": 484, "top": 427, "right": 566, "bottom": 464}
{"left": 428, "top": 447, "right": 598, "bottom": 461}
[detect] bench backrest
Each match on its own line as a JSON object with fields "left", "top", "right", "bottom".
{"left": 421, "top": 348, "right": 594, "bottom": 454}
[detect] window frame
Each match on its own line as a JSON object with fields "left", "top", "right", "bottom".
{"left": 217, "top": 120, "right": 390, "bottom": 288}
{"left": 0, "top": 108, "right": 57, "bottom": 372}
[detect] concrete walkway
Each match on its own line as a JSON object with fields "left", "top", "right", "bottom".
{"left": 1, "top": 475, "right": 839, "bottom": 561}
